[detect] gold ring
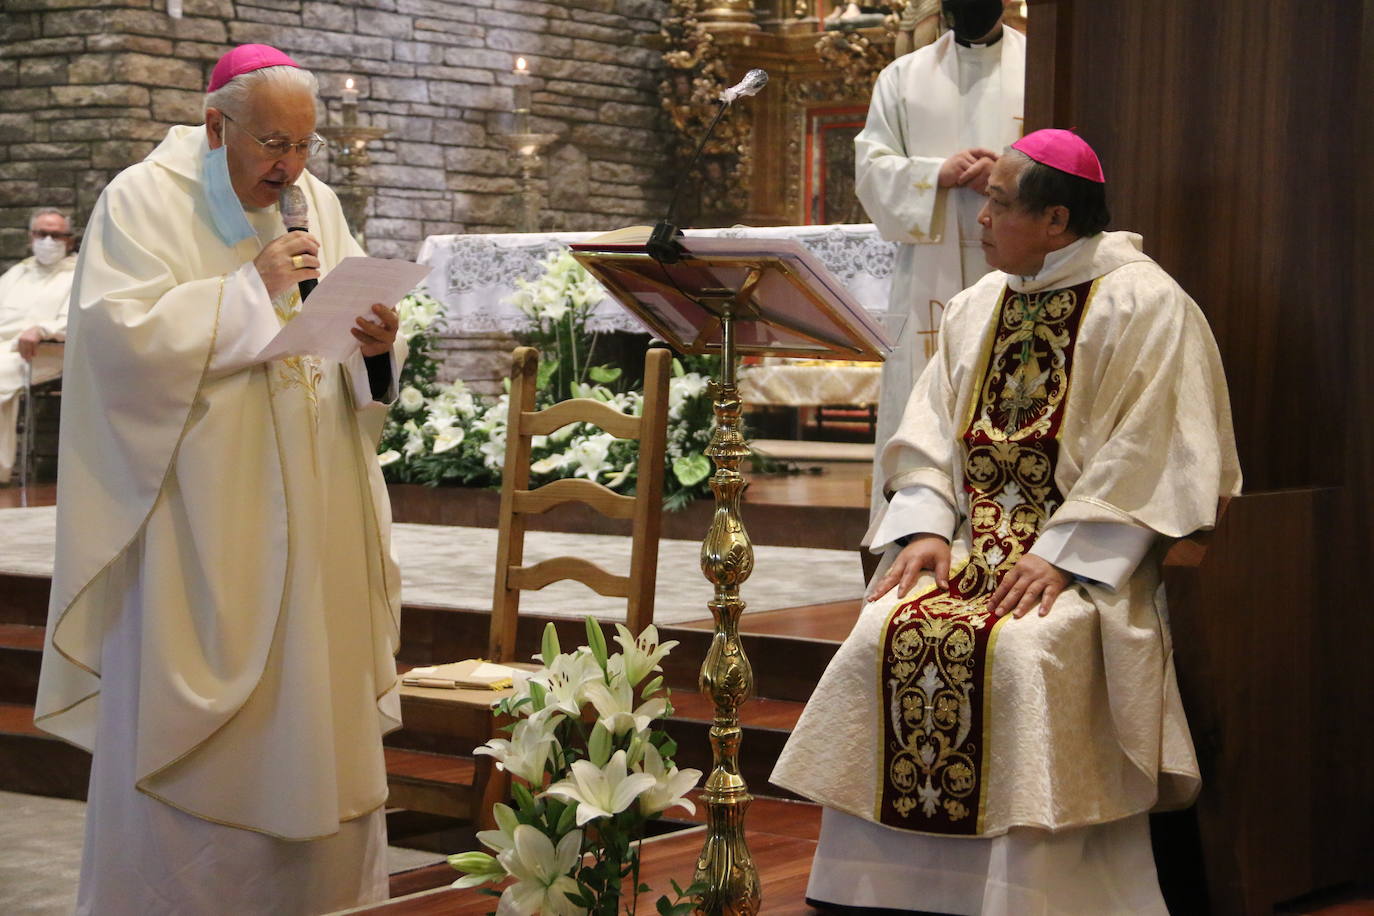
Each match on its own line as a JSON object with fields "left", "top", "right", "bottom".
{"left": 291, "top": 254, "right": 305, "bottom": 270}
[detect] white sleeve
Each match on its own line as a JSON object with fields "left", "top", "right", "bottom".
{"left": 867, "top": 484, "right": 958, "bottom": 554}
{"left": 854, "top": 69, "right": 946, "bottom": 243}
{"left": 206, "top": 260, "right": 278, "bottom": 377}
{"left": 1029, "top": 521, "right": 1157, "bottom": 592}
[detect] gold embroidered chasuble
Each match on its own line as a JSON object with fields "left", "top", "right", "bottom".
{"left": 34, "top": 124, "right": 403, "bottom": 841}
{"left": 771, "top": 231, "right": 1242, "bottom": 837}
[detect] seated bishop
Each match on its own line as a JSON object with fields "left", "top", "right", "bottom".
{"left": 771, "top": 129, "right": 1241, "bottom": 914}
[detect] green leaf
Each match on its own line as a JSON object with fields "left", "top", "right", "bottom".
{"left": 657, "top": 896, "right": 674, "bottom": 916}
{"left": 511, "top": 781, "right": 536, "bottom": 813}
{"left": 535, "top": 356, "right": 561, "bottom": 392}
{"left": 588, "top": 364, "right": 621, "bottom": 383}
{"left": 585, "top": 616, "right": 609, "bottom": 670}
{"left": 555, "top": 798, "right": 578, "bottom": 834}
{"left": 588, "top": 720, "right": 612, "bottom": 767}
{"left": 672, "top": 453, "right": 711, "bottom": 487}
{"left": 658, "top": 736, "right": 678, "bottom": 759}
{"left": 541, "top": 622, "right": 561, "bottom": 667}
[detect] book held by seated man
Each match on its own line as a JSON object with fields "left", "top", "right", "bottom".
{"left": 401, "top": 659, "right": 522, "bottom": 691}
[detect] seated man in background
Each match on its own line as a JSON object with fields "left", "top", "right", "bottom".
{"left": 0, "top": 207, "right": 77, "bottom": 484}
{"left": 772, "top": 129, "right": 1241, "bottom": 914}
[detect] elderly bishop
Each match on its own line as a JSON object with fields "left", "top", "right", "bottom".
{"left": 773, "top": 130, "right": 1241, "bottom": 913}
{"left": 35, "top": 45, "right": 406, "bottom": 915}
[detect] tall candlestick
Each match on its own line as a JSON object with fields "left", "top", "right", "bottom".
{"left": 342, "top": 77, "right": 359, "bottom": 127}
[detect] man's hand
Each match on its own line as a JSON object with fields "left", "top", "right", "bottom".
{"left": 254, "top": 230, "right": 320, "bottom": 300}
{"left": 990, "top": 555, "right": 1072, "bottom": 618}
{"left": 867, "top": 534, "right": 951, "bottom": 602}
{"left": 938, "top": 148, "right": 999, "bottom": 189}
{"left": 352, "top": 304, "right": 399, "bottom": 357}
{"left": 16, "top": 326, "right": 44, "bottom": 361}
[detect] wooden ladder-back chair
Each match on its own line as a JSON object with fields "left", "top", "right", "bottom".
{"left": 488, "top": 343, "right": 671, "bottom": 661}
{"left": 388, "top": 344, "right": 672, "bottom": 828}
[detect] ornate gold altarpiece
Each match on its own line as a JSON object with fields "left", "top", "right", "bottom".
{"left": 656, "top": 0, "right": 1027, "bottom": 229}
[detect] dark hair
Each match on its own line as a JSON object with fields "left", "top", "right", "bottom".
{"left": 1012, "top": 153, "right": 1111, "bottom": 237}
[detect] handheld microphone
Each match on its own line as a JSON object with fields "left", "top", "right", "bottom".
{"left": 278, "top": 184, "right": 316, "bottom": 301}
{"left": 647, "top": 68, "right": 769, "bottom": 265}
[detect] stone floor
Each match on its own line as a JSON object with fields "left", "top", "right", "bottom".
{"left": 0, "top": 790, "right": 445, "bottom": 915}
{"left": 0, "top": 505, "right": 865, "bottom": 626}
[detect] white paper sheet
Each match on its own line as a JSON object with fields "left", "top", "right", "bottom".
{"left": 256, "top": 256, "right": 431, "bottom": 363}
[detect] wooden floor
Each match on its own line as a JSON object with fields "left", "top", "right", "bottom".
{"left": 372, "top": 801, "right": 825, "bottom": 915}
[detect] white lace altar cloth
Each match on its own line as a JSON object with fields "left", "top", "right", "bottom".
{"left": 415, "top": 224, "right": 897, "bottom": 334}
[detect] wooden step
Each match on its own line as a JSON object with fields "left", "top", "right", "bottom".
{"left": 0, "top": 623, "right": 43, "bottom": 706}
{"left": 384, "top": 748, "right": 479, "bottom": 821}
{"left": 0, "top": 701, "right": 90, "bottom": 800}
{"left": 0, "top": 573, "right": 50, "bottom": 628}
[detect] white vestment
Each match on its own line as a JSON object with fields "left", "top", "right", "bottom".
{"left": 772, "top": 232, "right": 1242, "bottom": 914}
{"left": 34, "top": 125, "right": 405, "bottom": 915}
{"left": 856, "top": 28, "right": 1025, "bottom": 520}
{"left": 0, "top": 253, "right": 75, "bottom": 482}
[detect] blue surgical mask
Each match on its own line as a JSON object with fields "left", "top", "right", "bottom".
{"left": 202, "top": 143, "right": 255, "bottom": 247}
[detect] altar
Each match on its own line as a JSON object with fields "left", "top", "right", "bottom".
{"left": 415, "top": 224, "right": 896, "bottom": 432}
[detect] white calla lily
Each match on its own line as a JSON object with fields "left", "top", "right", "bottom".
{"left": 543, "top": 750, "right": 657, "bottom": 826}
{"left": 496, "top": 825, "right": 584, "bottom": 916}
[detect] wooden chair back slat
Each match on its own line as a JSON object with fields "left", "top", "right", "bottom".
{"left": 507, "top": 557, "right": 632, "bottom": 598}
{"left": 512, "top": 479, "right": 637, "bottom": 519}
{"left": 523, "top": 398, "right": 642, "bottom": 439}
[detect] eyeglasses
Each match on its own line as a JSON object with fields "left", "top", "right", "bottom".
{"left": 221, "top": 112, "right": 327, "bottom": 159}
{"left": 30, "top": 230, "right": 72, "bottom": 240}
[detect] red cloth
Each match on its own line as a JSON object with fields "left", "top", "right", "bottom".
{"left": 207, "top": 44, "right": 300, "bottom": 92}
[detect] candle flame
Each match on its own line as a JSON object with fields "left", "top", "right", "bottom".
{"left": 345, "top": 77, "right": 355, "bottom": 90}
{"left": 516, "top": 57, "right": 528, "bottom": 72}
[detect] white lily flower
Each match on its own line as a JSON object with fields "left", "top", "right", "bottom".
{"left": 432, "top": 426, "right": 465, "bottom": 455}
{"left": 637, "top": 742, "right": 702, "bottom": 817}
{"left": 612, "top": 624, "right": 679, "bottom": 687}
{"left": 531, "top": 648, "right": 601, "bottom": 718}
{"left": 581, "top": 674, "right": 669, "bottom": 736}
{"left": 530, "top": 453, "right": 566, "bottom": 475}
{"left": 377, "top": 449, "right": 401, "bottom": 467}
{"left": 401, "top": 419, "right": 425, "bottom": 457}
{"left": 496, "top": 825, "right": 584, "bottom": 916}
{"left": 479, "top": 432, "right": 507, "bottom": 469}
{"left": 474, "top": 802, "right": 520, "bottom": 856}
{"left": 567, "top": 432, "right": 614, "bottom": 483}
{"left": 474, "top": 716, "right": 556, "bottom": 786}
{"left": 543, "top": 750, "right": 657, "bottom": 826}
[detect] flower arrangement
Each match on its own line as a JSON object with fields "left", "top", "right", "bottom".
{"left": 378, "top": 254, "right": 719, "bottom": 509}
{"left": 449, "top": 619, "right": 705, "bottom": 914}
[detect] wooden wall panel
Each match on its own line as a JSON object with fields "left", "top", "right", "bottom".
{"left": 1026, "top": 0, "right": 1351, "bottom": 494}
{"left": 1027, "top": 0, "right": 1374, "bottom": 909}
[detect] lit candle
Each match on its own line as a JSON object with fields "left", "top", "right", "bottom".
{"left": 342, "top": 77, "right": 359, "bottom": 126}
{"left": 512, "top": 56, "right": 532, "bottom": 125}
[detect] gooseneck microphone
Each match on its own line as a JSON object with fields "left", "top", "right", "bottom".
{"left": 646, "top": 68, "right": 769, "bottom": 264}
{"left": 278, "top": 184, "right": 317, "bottom": 301}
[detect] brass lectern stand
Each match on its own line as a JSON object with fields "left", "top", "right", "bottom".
{"left": 571, "top": 234, "right": 891, "bottom": 914}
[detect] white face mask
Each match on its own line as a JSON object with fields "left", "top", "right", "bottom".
{"left": 32, "top": 236, "right": 66, "bottom": 266}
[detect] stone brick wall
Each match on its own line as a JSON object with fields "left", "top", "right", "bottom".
{"left": 0, "top": 0, "right": 673, "bottom": 390}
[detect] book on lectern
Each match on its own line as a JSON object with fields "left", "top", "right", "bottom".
{"left": 568, "top": 227, "right": 893, "bottom": 363}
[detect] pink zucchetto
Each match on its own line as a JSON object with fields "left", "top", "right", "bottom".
{"left": 1011, "top": 129, "right": 1105, "bottom": 183}
{"left": 207, "top": 44, "right": 301, "bottom": 92}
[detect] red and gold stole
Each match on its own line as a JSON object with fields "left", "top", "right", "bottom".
{"left": 876, "top": 278, "right": 1096, "bottom": 834}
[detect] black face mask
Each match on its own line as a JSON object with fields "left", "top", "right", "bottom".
{"left": 942, "top": 0, "right": 1003, "bottom": 43}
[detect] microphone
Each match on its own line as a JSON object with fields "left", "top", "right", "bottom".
{"left": 278, "top": 184, "right": 316, "bottom": 301}
{"left": 719, "top": 68, "right": 768, "bottom": 104}
{"left": 647, "top": 68, "right": 769, "bottom": 264}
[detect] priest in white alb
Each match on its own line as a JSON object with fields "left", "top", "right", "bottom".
{"left": 857, "top": 0, "right": 1024, "bottom": 521}
{"left": 0, "top": 207, "right": 77, "bottom": 484}
{"left": 772, "top": 130, "right": 1241, "bottom": 913}
{"left": 34, "top": 45, "right": 406, "bottom": 915}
